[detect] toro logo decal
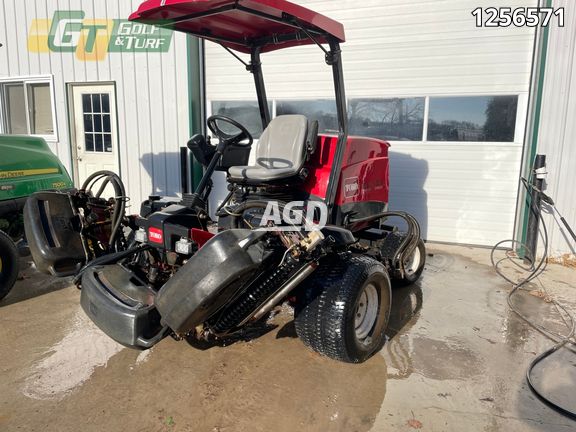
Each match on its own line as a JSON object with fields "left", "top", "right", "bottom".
{"left": 148, "top": 227, "right": 164, "bottom": 244}
{"left": 28, "top": 10, "right": 173, "bottom": 62}
{"left": 343, "top": 177, "right": 360, "bottom": 198}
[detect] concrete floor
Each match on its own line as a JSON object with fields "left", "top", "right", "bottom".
{"left": 0, "top": 244, "right": 575, "bottom": 432}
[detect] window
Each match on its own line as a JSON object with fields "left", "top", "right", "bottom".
{"left": 82, "top": 93, "right": 112, "bottom": 152}
{"left": 276, "top": 100, "right": 338, "bottom": 134}
{"left": 211, "top": 101, "right": 271, "bottom": 139}
{"left": 0, "top": 78, "right": 56, "bottom": 138}
{"left": 349, "top": 98, "right": 425, "bottom": 141}
{"left": 427, "top": 96, "right": 518, "bottom": 142}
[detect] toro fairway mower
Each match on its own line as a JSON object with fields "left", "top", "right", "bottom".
{"left": 24, "top": 0, "right": 425, "bottom": 363}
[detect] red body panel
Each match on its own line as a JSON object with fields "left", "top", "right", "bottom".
{"left": 304, "top": 135, "right": 390, "bottom": 207}
{"left": 130, "top": 0, "right": 345, "bottom": 54}
{"left": 190, "top": 228, "right": 214, "bottom": 248}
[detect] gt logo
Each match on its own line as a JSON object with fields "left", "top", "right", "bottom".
{"left": 48, "top": 11, "right": 108, "bottom": 54}
{"left": 28, "top": 10, "right": 173, "bottom": 62}
{"left": 344, "top": 177, "right": 360, "bottom": 198}
{"left": 148, "top": 227, "right": 163, "bottom": 244}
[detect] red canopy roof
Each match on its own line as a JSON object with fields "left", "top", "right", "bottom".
{"left": 129, "top": 0, "right": 345, "bottom": 54}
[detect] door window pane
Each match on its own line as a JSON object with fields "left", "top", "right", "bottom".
{"left": 5, "top": 84, "right": 27, "bottom": 134}
{"left": 103, "top": 114, "right": 111, "bottom": 133}
{"left": 94, "top": 134, "right": 103, "bottom": 152}
{"left": 82, "top": 94, "right": 92, "bottom": 113}
{"left": 104, "top": 134, "right": 112, "bottom": 152}
{"left": 81, "top": 93, "right": 113, "bottom": 153}
{"left": 85, "top": 133, "right": 94, "bottom": 152}
{"left": 94, "top": 114, "right": 103, "bottom": 133}
{"left": 92, "top": 94, "right": 102, "bottom": 113}
{"left": 28, "top": 83, "right": 54, "bottom": 135}
{"left": 349, "top": 98, "right": 424, "bottom": 141}
{"left": 101, "top": 94, "right": 110, "bottom": 113}
{"left": 427, "top": 96, "right": 518, "bottom": 142}
{"left": 276, "top": 100, "right": 338, "bottom": 134}
{"left": 211, "top": 101, "right": 270, "bottom": 139}
{"left": 84, "top": 114, "right": 93, "bottom": 132}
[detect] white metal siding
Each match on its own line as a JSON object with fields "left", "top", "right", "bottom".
{"left": 0, "top": 0, "right": 190, "bottom": 206}
{"left": 534, "top": 0, "right": 576, "bottom": 257}
{"left": 205, "top": 0, "right": 537, "bottom": 246}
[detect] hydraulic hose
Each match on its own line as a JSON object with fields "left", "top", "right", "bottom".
{"left": 347, "top": 211, "right": 421, "bottom": 276}
{"left": 73, "top": 244, "right": 150, "bottom": 285}
{"left": 81, "top": 170, "right": 127, "bottom": 251}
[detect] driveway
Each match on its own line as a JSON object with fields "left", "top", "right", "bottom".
{"left": 0, "top": 244, "right": 575, "bottom": 431}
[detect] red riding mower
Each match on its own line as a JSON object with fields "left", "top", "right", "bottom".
{"left": 24, "top": 0, "right": 425, "bottom": 363}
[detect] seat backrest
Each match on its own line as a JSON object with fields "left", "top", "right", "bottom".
{"left": 255, "top": 115, "right": 308, "bottom": 170}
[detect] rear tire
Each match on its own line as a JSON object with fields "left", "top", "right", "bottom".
{"left": 0, "top": 230, "right": 19, "bottom": 301}
{"left": 381, "top": 232, "right": 426, "bottom": 287}
{"left": 294, "top": 255, "right": 391, "bottom": 363}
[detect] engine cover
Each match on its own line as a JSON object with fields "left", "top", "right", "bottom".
{"left": 155, "top": 229, "right": 268, "bottom": 334}
{"left": 135, "top": 204, "right": 207, "bottom": 252}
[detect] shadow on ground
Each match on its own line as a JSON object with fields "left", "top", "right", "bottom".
{"left": 0, "top": 258, "right": 72, "bottom": 307}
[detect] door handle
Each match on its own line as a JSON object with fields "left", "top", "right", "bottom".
{"left": 77, "top": 157, "right": 83, "bottom": 161}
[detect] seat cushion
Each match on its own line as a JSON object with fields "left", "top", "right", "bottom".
{"left": 228, "top": 115, "right": 308, "bottom": 182}
{"left": 228, "top": 165, "right": 298, "bottom": 181}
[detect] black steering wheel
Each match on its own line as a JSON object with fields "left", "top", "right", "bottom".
{"left": 207, "top": 115, "right": 253, "bottom": 148}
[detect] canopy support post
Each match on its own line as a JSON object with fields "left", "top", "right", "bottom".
{"left": 250, "top": 47, "right": 271, "bottom": 129}
{"left": 324, "top": 40, "right": 349, "bottom": 224}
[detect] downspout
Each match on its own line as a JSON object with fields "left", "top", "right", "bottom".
{"left": 187, "top": 36, "right": 206, "bottom": 190}
{"left": 515, "top": 0, "right": 551, "bottom": 246}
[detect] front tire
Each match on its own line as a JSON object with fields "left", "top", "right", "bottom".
{"left": 0, "top": 230, "right": 19, "bottom": 301}
{"left": 294, "top": 255, "right": 391, "bottom": 363}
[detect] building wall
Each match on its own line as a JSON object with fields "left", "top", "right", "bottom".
{"left": 0, "top": 0, "right": 190, "bottom": 206}
{"left": 535, "top": 0, "right": 576, "bottom": 258}
{"left": 205, "top": 0, "right": 537, "bottom": 246}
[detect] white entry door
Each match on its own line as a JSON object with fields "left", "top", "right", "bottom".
{"left": 71, "top": 84, "right": 119, "bottom": 187}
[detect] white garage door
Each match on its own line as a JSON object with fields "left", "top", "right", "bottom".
{"left": 204, "top": 0, "right": 536, "bottom": 246}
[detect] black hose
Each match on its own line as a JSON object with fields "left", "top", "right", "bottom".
{"left": 81, "top": 170, "right": 127, "bottom": 251}
{"left": 73, "top": 244, "right": 150, "bottom": 285}
{"left": 347, "top": 210, "right": 421, "bottom": 273}
{"left": 491, "top": 177, "right": 576, "bottom": 420}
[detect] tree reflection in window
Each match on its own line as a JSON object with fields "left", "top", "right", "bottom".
{"left": 276, "top": 100, "right": 339, "bottom": 134}
{"left": 349, "top": 98, "right": 425, "bottom": 141}
{"left": 427, "top": 96, "right": 518, "bottom": 142}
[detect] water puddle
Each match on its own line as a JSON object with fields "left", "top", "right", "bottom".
{"left": 21, "top": 310, "right": 124, "bottom": 400}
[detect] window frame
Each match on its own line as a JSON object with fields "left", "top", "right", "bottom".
{"left": 206, "top": 93, "right": 527, "bottom": 145}
{"left": 0, "top": 75, "right": 58, "bottom": 142}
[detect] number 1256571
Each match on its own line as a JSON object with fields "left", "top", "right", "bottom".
{"left": 472, "top": 7, "right": 564, "bottom": 28}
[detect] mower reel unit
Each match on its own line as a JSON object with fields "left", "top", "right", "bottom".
{"left": 24, "top": 0, "right": 425, "bottom": 363}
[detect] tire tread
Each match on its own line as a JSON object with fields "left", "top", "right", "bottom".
{"left": 295, "top": 255, "right": 389, "bottom": 363}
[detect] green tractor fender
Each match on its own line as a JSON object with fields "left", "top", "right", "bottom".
{"left": 0, "top": 135, "right": 73, "bottom": 300}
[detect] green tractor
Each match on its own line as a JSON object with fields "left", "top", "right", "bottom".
{"left": 0, "top": 135, "right": 73, "bottom": 300}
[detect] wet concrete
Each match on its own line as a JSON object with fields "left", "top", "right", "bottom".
{"left": 0, "top": 244, "right": 575, "bottom": 431}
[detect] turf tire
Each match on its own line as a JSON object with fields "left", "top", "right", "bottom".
{"left": 0, "top": 230, "right": 19, "bottom": 301}
{"left": 294, "top": 255, "right": 391, "bottom": 363}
